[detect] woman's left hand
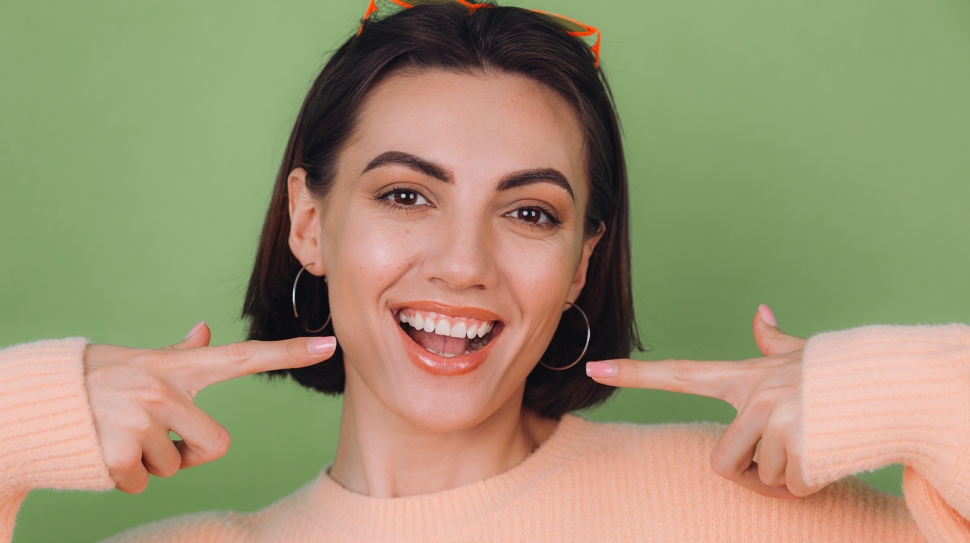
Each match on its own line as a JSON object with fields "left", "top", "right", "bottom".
{"left": 586, "top": 305, "right": 826, "bottom": 501}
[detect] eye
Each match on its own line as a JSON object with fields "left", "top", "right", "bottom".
{"left": 506, "top": 206, "right": 559, "bottom": 227}
{"left": 382, "top": 188, "right": 429, "bottom": 207}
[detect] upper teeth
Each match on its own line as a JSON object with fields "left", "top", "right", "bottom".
{"left": 398, "top": 310, "right": 494, "bottom": 339}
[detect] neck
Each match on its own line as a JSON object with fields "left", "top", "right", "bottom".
{"left": 328, "top": 368, "right": 558, "bottom": 498}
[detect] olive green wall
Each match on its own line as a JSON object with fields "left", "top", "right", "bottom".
{"left": 2, "top": 0, "right": 968, "bottom": 540}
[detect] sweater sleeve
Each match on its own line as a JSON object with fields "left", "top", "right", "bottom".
{"left": 0, "top": 339, "right": 115, "bottom": 542}
{"left": 800, "top": 324, "right": 970, "bottom": 542}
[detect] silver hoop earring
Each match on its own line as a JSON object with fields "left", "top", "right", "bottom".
{"left": 538, "top": 301, "right": 591, "bottom": 371}
{"left": 291, "top": 262, "right": 332, "bottom": 334}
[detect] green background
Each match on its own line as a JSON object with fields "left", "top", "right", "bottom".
{"left": 1, "top": 0, "right": 968, "bottom": 540}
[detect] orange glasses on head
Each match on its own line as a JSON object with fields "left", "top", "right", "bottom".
{"left": 357, "top": 0, "right": 602, "bottom": 67}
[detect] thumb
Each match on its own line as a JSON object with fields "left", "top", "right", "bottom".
{"left": 752, "top": 305, "right": 806, "bottom": 356}
{"left": 168, "top": 321, "right": 212, "bottom": 350}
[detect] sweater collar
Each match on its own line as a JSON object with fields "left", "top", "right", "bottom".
{"left": 298, "top": 414, "right": 595, "bottom": 540}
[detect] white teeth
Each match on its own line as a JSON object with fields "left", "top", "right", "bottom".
{"left": 399, "top": 310, "right": 497, "bottom": 342}
{"left": 434, "top": 320, "right": 451, "bottom": 336}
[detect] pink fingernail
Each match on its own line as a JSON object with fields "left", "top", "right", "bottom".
{"left": 758, "top": 304, "right": 778, "bottom": 327}
{"left": 586, "top": 361, "right": 617, "bottom": 378}
{"left": 184, "top": 321, "right": 205, "bottom": 340}
{"left": 307, "top": 336, "right": 337, "bottom": 355}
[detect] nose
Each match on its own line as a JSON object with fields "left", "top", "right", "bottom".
{"left": 422, "top": 210, "right": 497, "bottom": 291}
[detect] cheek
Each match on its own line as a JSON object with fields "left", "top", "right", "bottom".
{"left": 328, "top": 215, "right": 421, "bottom": 310}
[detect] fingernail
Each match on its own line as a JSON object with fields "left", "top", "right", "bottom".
{"left": 307, "top": 336, "right": 337, "bottom": 355}
{"left": 758, "top": 304, "right": 778, "bottom": 327}
{"left": 586, "top": 361, "right": 617, "bottom": 378}
{"left": 184, "top": 321, "right": 205, "bottom": 340}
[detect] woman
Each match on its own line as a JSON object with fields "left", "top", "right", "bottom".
{"left": 1, "top": 2, "right": 968, "bottom": 541}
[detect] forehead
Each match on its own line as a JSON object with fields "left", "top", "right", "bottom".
{"left": 347, "top": 69, "right": 587, "bottom": 191}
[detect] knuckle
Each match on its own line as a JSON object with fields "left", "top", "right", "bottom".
{"left": 127, "top": 475, "right": 149, "bottom": 495}
{"left": 136, "top": 380, "right": 171, "bottom": 406}
{"left": 125, "top": 412, "right": 154, "bottom": 436}
{"left": 209, "top": 427, "right": 232, "bottom": 459}
{"left": 147, "top": 458, "right": 179, "bottom": 479}
{"left": 709, "top": 449, "right": 737, "bottom": 479}
{"left": 132, "top": 348, "right": 162, "bottom": 369}
{"left": 106, "top": 445, "right": 143, "bottom": 476}
{"left": 670, "top": 359, "right": 699, "bottom": 388}
{"left": 200, "top": 427, "right": 231, "bottom": 462}
{"left": 224, "top": 341, "right": 257, "bottom": 367}
{"left": 759, "top": 467, "right": 783, "bottom": 487}
{"left": 284, "top": 338, "right": 305, "bottom": 363}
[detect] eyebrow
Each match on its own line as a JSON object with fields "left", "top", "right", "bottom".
{"left": 362, "top": 151, "right": 575, "bottom": 201}
{"left": 363, "top": 151, "right": 450, "bottom": 182}
{"left": 496, "top": 168, "right": 574, "bottom": 201}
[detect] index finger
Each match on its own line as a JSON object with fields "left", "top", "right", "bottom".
{"left": 177, "top": 336, "right": 337, "bottom": 391}
{"left": 585, "top": 358, "right": 751, "bottom": 402}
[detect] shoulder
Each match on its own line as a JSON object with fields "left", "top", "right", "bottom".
{"left": 560, "top": 417, "right": 918, "bottom": 540}
{"left": 567, "top": 415, "right": 725, "bottom": 466}
{"left": 98, "top": 481, "right": 320, "bottom": 543}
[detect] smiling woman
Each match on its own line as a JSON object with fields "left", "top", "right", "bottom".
{"left": 242, "top": 3, "right": 640, "bottom": 424}
{"left": 2, "top": 1, "right": 970, "bottom": 542}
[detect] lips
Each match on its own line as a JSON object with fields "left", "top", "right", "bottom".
{"left": 391, "top": 301, "right": 503, "bottom": 376}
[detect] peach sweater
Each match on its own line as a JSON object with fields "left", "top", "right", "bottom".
{"left": 1, "top": 325, "right": 969, "bottom": 542}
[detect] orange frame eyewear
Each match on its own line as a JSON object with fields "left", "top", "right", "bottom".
{"left": 357, "top": 0, "right": 602, "bottom": 67}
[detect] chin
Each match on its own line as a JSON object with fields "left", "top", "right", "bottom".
{"left": 355, "top": 301, "right": 526, "bottom": 433}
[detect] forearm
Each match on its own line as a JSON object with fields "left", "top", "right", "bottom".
{"left": 0, "top": 339, "right": 114, "bottom": 540}
{"left": 801, "top": 324, "right": 970, "bottom": 518}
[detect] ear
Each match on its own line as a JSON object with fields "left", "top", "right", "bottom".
{"left": 287, "top": 168, "right": 326, "bottom": 276}
{"left": 566, "top": 222, "right": 606, "bottom": 305}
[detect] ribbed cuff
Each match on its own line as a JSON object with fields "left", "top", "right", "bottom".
{"left": 0, "top": 339, "right": 114, "bottom": 492}
{"left": 800, "top": 325, "right": 970, "bottom": 500}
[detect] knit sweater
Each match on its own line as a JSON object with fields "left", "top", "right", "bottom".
{"left": 1, "top": 325, "right": 968, "bottom": 542}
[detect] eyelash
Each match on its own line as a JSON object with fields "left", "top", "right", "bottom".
{"left": 507, "top": 204, "right": 563, "bottom": 230}
{"left": 376, "top": 185, "right": 432, "bottom": 212}
{"left": 375, "top": 186, "right": 563, "bottom": 230}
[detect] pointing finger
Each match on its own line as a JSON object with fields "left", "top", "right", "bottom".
{"left": 178, "top": 336, "right": 338, "bottom": 393}
{"left": 586, "top": 358, "right": 751, "bottom": 401}
{"left": 753, "top": 305, "right": 806, "bottom": 356}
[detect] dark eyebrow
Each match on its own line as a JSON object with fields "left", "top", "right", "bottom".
{"left": 362, "top": 151, "right": 451, "bottom": 182}
{"left": 496, "top": 168, "right": 575, "bottom": 201}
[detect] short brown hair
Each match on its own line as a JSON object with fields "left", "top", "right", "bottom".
{"left": 242, "top": 2, "right": 641, "bottom": 418}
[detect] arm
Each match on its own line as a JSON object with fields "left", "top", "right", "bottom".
{"left": 588, "top": 312, "right": 970, "bottom": 542}
{"left": 0, "top": 339, "right": 114, "bottom": 543}
{"left": 0, "top": 331, "right": 337, "bottom": 543}
{"left": 801, "top": 324, "right": 970, "bottom": 540}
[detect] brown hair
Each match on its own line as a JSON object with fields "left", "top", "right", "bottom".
{"left": 242, "top": 2, "right": 641, "bottom": 418}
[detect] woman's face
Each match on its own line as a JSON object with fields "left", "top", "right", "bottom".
{"left": 289, "top": 70, "right": 600, "bottom": 431}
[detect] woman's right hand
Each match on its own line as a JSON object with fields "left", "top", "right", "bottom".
{"left": 82, "top": 322, "right": 337, "bottom": 494}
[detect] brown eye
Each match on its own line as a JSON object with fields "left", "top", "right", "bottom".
{"left": 384, "top": 189, "right": 428, "bottom": 207}
{"left": 515, "top": 207, "right": 549, "bottom": 224}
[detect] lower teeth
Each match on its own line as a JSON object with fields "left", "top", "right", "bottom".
{"left": 421, "top": 337, "right": 489, "bottom": 357}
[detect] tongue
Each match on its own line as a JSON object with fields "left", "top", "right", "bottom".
{"left": 406, "top": 327, "right": 471, "bottom": 356}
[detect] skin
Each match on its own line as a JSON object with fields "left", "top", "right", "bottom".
{"left": 79, "top": 70, "right": 819, "bottom": 504}
{"left": 588, "top": 306, "right": 823, "bottom": 502}
{"left": 287, "top": 70, "right": 601, "bottom": 497}
{"left": 83, "top": 328, "right": 337, "bottom": 493}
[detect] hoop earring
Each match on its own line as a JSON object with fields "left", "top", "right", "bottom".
{"left": 291, "top": 262, "right": 332, "bottom": 334}
{"left": 538, "top": 301, "right": 591, "bottom": 371}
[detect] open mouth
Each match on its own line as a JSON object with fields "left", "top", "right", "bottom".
{"left": 395, "top": 308, "right": 502, "bottom": 356}
{"left": 391, "top": 303, "right": 504, "bottom": 376}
